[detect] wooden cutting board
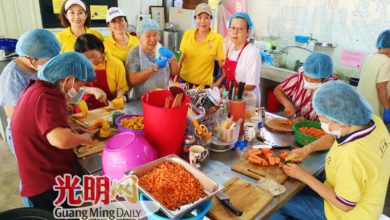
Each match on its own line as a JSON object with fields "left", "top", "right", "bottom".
{"left": 264, "top": 118, "right": 294, "bottom": 134}
{"left": 71, "top": 107, "right": 113, "bottom": 130}
{"left": 231, "top": 152, "right": 288, "bottom": 184}
{"left": 73, "top": 128, "right": 118, "bottom": 158}
{"left": 208, "top": 177, "right": 273, "bottom": 220}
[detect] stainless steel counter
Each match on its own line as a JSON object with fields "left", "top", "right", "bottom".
{"left": 76, "top": 104, "right": 327, "bottom": 219}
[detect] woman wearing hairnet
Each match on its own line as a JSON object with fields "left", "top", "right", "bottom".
{"left": 104, "top": 7, "right": 139, "bottom": 64}
{"left": 270, "top": 81, "right": 390, "bottom": 220}
{"left": 75, "top": 33, "right": 128, "bottom": 109}
{"left": 125, "top": 19, "right": 179, "bottom": 101}
{"left": 11, "top": 52, "right": 94, "bottom": 211}
{"left": 274, "top": 52, "right": 336, "bottom": 120}
{"left": 0, "top": 29, "right": 60, "bottom": 208}
{"left": 57, "top": 0, "right": 103, "bottom": 53}
{"left": 0, "top": 29, "right": 61, "bottom": 156}
{"left": 358, "top": 29, "right": 390, "bottom": 125}
{"left": 179, "top": 3, "right": 225, "bottom": 87}
{"left": 223, "top": 12, "right": 261, "bottom": 103}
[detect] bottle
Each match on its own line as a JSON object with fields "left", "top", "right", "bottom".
{"left": 220, "top": 91, "right": 229, "bottom": 118}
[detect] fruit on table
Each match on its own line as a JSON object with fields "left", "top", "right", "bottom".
{"left": 76, "top": 100, "right": 89, "bottom": 117}
{"left": 119, "top": 116, "right": 144, "bottom": 130}
{"left": 111, "top": 97, "right": 125, "bottom": 110}
{"left": 93, "top": 119, "right": 112, "bottom": 138}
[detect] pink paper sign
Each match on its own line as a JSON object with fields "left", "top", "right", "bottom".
{"left": 339, "top": 50, "right": 365, "bottom": 69}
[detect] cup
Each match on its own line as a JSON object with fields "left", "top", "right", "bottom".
{"left": 189, "top": 145, "right": 209, "bottom": 169}
{"left": 244, "top": 122, "right": 256, "bottom": 142}
{"left": 229, "top": 100, "right": 246, "bottom": 134}
{"left": 250, "top": 116, "right": 263, "bottom": 129}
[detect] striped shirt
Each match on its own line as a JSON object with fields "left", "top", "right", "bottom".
{"left": 281, "top": 72, "right": 336, "bottom": 121}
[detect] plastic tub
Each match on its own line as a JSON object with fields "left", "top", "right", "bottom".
{"left": 140, "top": 194, "right": 212, "bottom": 220}
{"left": 115, "top": 114, "right": 144, "bottom": 135}
{"left": 0, "top": 38, "right": 17, "bottom": 51}
{"left": 142, "top": 90, "right": 190, "bottom": 157}
{"left": 102, "top": 132, "right": 157, "bottom": 180}
{"left": 293, "top": 120, "right": 322, "bottom": 146}
{"left": 294, "top": 35, "right": 310, "bottom": 43}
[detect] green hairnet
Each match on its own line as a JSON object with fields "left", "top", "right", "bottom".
{"left": 139, "top": 19, "right": 160, "bottom": 35}
{"left": 303, "top": 52, "right": 334, "bottom": 79}
{"left": 15, "top": 29, "right": 60, "bottom": 59}
{"left": 376, "top": 29, "right": 390, "bottom": 49}
{"left": 38, "top": 52, "right": 95, "bottom": 83}
{"left": 313, "top": 81, "right": 372, "bottom": 126}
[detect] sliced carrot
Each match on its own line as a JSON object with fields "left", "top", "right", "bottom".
{"left": 248, "top": 148, "right": 262, "bottom": 155}
{"left": 261, "top": 148, "right": 271, "bottom": 156}
{"left": 248, "top": 156, "right": 262, "bottom": 165}
{"left": 275, "top": 157, "right": 281, "bottom": 164}
{"left": 262, "top": 160, "right": 269, "bottom": 166}
{"left": 279, "top": 152, "right": 289, "bottom": 160}
{"left": 269, "top": 156, "right": 275, "bottom": 166}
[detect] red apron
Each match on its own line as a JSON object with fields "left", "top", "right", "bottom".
{"left": 225, "top": 42, "right": 249, "bottom": 90}
{"left": 84, "top": 64, "right": 116, "bottom": 110}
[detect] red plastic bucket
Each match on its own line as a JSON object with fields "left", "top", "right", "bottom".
{"left": 266, "top": 87, "right": 281, "bottom": 113}
{"left": 142, "top": 90, "right": 190, "bottom": 157}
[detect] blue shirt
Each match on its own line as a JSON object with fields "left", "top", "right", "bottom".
{"left": 0, "top": 59, "right": 38, "bottom": 106}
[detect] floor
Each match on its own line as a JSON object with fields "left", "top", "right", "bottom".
{"left": 0, "top": 139, "right": 389, "bottom": 217}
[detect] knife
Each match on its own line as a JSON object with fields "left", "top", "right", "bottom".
{"left": 215, "top": 191, "right": 243, "bottom": 216}
{"left": 252, "top": 144, "right": 292, "bottom": 150}
{"left": 237, "top": 82, "right": 245, "bottom": 100}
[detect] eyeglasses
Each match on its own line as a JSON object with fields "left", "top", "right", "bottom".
{"left": 229, "top": 26, "right": 246, "bottom": 33}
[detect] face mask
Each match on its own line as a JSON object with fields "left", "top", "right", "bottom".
{"left": 62, "top": 78, "right": 85, "bottom": 104}
{"left": 303, "top": 78, "right": 321, "bottom": 90}
{"left": 320, "top": 122, "right": 341, "bottom": 138}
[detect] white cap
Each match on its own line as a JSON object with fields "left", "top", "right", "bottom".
{"left": 106, "top": 7, "right": 126, "bottom": 23}
{"left": 64, "top": 0, "right": 86, "bottom": 11}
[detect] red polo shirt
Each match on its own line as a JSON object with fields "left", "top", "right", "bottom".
{"left": 11, "top": 80, "right": 76, "bottom": 197}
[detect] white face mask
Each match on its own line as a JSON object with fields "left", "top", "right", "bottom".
{"left": 62, "top": 78, "right": 85, "bottom": 104}
{"left": 303, "top": 78, "right": 322, "bottom": 90}
{"left": 320, "top": 122, "right": 341, "bottom": 138}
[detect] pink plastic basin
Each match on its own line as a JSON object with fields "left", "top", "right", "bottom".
{"left": 102, "top": 132, "right": 157, "bottom": 180}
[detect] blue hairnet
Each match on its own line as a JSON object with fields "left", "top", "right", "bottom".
{"left": 226, "top": 12, "right": 254, "bottom": 30}
{"left": 313, "top": 81, "right": 372, "bottom": 126}
{"left": 38, "top": 52, "right": 95, "bottom": 83}
{"left": 139, "top": 19, "right": 160, "bottom": 35}
{"left": 15, "top": 29, "right": 60, "bottom": 59}
{"left": 376, "top": 29, "right": 390, "bottom": 49}
{"left": 303, "top": 52, "right": 333, "bottom": 78}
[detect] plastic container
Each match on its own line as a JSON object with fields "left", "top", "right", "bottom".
{"left": 115, "top": 114, "right": 144, "bottom": 135}
{"left": 142, "top": 90, "right": 190, "bottom": 157}
{"left": 102, "top": 132, "right": 157, "bottom": 180}
{"left": 293, "top": 120, "right": 322, "bottom": 146}
{"left": 0, "top": 38, "right": 17, "bottom": 51}
{"left": 266, "top": 87, "right": 281, "bottom": 113}
{"left": 140, "top": 194, "right": 212, "bottom": 220}
{"left": 294, "top": 35, "right": 310, "bottom": 43}
{"left": 229, "top": 100, "right": 246, "bottom": 134}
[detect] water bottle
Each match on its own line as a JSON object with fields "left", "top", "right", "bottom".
{"left": 220, "top": 91, "right": 229, "bottom": 117}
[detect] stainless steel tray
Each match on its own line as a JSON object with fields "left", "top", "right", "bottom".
{"left": 126, "top": 154, "right": 222, "bottom": 218}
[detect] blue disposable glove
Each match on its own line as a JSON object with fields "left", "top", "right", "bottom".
{"left": 155, "top": 58, "right": 168, "bottom": 69}
{"left": 159, "top": 47, "right": 174, "bottom": 59}
{"left": 384, "top": 108, "right": 390, "bottom": 124}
